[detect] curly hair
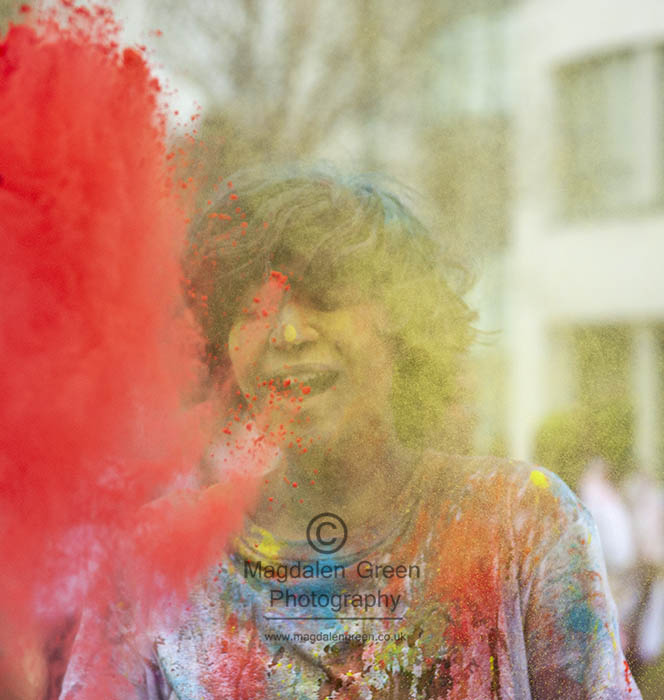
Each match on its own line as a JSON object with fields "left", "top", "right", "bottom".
{"left": 184, "top": 163, "right": 477, "bottom": 450}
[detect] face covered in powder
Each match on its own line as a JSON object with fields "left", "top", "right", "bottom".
{"left": 187, "top": 168, "right": 477, "bottom": 461}
{"left": 227, "top": 264, "right": 396, "bottom": 453}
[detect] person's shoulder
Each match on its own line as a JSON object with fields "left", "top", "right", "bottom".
{"left": 421, "top": 451, "right": 565, "bottom": 493}
{"left": 421, "top": 452, "right": 587, "bottom": 528}
{"left": 419, "top": 453, "right": 600, "bottom": 576}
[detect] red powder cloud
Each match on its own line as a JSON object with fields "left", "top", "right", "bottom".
{"left": 0, "top": 8, "right": 257, "bottom": 688}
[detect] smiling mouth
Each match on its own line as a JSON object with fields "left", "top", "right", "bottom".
{"left": 267, "top": 369, "right": 340, "bottom": 397}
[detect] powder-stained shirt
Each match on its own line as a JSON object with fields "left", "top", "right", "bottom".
{"left": 60, "top": 457, "right": 641, "bottom": 699}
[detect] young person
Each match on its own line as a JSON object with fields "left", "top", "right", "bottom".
{"left": 61, "top": 165, "right": 640, "bottom": 699}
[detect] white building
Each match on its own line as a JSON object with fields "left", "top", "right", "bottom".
{"left": 507, "top": 0, "right": 664, "bottom": 471}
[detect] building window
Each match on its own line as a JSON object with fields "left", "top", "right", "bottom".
{"left": 433, "top": 8, "right": 515, "bottom": 120}
{"left": 556, "top": 46, "right": 664, "bottom": 219}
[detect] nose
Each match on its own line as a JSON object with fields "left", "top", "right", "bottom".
{"left": 272, "top": 300, "right": 319, "bottom": 349}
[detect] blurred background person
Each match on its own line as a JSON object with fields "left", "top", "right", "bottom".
{"left": 624, "top": 468, "right": 664, "bottom": 676}
{"left": 578, "top": 457, "right": 639, "bottom": 641}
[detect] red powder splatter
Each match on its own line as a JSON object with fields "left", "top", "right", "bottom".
{"left": 624, "top": 660, "right": 633, "bottom": 693}
{"left": 201, "top": 620, "right": 267, "bottom": 698}
{"left": 0, "top": 5, "right": 256, "bottom": 694}
{"left": 269, "top": 269, "right": 289, "bottom": 289}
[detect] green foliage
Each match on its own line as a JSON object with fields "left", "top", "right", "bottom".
{"left": 573, "top": 325, "right": 631, "bottom": 402}
{"left": 0, "top": 0, "right": 21, "bottom": 35}
{"left": 534, "top": 399, "right": 634, "bottom": 491}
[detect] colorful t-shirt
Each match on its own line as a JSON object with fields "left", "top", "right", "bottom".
{"left": 60, "top": 457, "right": 641, "bottom": 699}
